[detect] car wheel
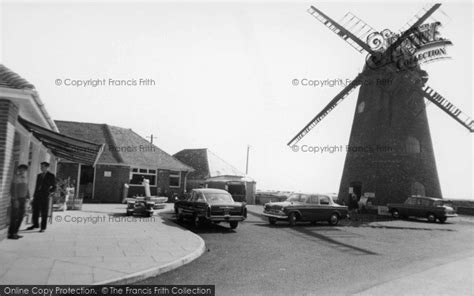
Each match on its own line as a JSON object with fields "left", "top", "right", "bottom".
{"left": 268, "top": 217, "right": 276, "bottom": 225}
{"left": 192, "top": 214, "right": 200, "bottom": 228}
{"left": 438, "top": 217, "right": 447, "bottom": 223}
{"left": 427, "top": 213, "right": 436, "bottom": 223}
{"left": 229, "top": 221, "right": 238, "bottom": 229}
{"left": 391, "top": 209, "right": 400, "bottom": 219}
{"left": 288, "top": 212, "right": 297, "bottom": 227}
{"left": 328, "top": 213, "right": 339, "bottom": 226}
{"left": 175, "top": 209, "right": 184, "bottom": 223}
{"left": 177, "top": 213, "right": 184, "bottom": 223}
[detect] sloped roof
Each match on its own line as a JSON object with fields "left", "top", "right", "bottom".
{"left": 0, "top": 64, "right": 35, "bottom": 90}
{"left": 55, "top": 120, "right": 193, "bottom": 171}
{"left": 173, "top": 148, "right": 245, "bottom": 180}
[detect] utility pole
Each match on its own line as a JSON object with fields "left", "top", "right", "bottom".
{"left": 245, "top": 145, "right": 251, "bottom": 175}
{"left": 146, "top": 134, "right": 154, "bottom": 144}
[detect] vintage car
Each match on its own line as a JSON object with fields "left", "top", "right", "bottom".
{"left": 126, "top": 197, "right": 156, "bottom": 217}
{"left": 263, "top": 193, "right": 348, "bottom": 226}
{"left": 387, "top": 196, "right": 457, "bottom": 223}
{"left": 174, "top": 188, "right": 247, "bottom": 229}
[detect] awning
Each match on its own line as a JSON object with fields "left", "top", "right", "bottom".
{"left": 18, "top": 117, "right": 104, "bottom": 166}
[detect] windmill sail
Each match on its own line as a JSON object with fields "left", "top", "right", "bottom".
{"left": 307, "top": 6, "right": 373, "bottom": 54}
{"left": 419, "top": 86, "right": 474, "bottom": 132}
{"left": 382, "top": 4, "right": 441, "bottom": 59}
{"left": 399, "top": 3, "right": 450, "bottom": 34}
{"left": 287, "top": 74, "right": 363, "bottom": 146}
{"left": 339, "top": 12, "right": 376, "bottom": 50}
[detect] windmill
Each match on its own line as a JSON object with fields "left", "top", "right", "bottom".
{"left": 288, "top": 4, "right": 473, "bottom": 205}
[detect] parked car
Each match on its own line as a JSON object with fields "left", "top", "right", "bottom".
{"left": 387, "top": 196, "right": 457, "bottom": 223}
{"left": 126, "top": 197, "right": 155, "bottom": 217}
{"left": 124, "top": 196, "right": 168, "bottom": 209}
{"left": 262, "top": 193, "right": 348, "bottom": 226}
{"left": 174, "top": 188, "right": 247, "bottom": 229}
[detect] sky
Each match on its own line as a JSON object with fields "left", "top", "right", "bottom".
{"left": 1, "top": 0, "right": 472, "bottom": 198}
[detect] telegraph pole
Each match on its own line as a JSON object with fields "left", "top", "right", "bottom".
{"left": 245, "top": 145, "right": 251, "bottom": 175}
{"left": 146, "top": 134, "right": 155, "bottom": 144}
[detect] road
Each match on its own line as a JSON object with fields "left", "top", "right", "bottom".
{"left": 136, "top": 206, "right": 474, "bottom": 295}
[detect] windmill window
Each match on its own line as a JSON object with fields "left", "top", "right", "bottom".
{"left": 357, "top": 101, "right": 365, "bottom": 113}
{"left": 406, "top": 136, "right": 421, "bottom": 153}
{"left": 411, "top": 182, "right": 425, "bottom": 196}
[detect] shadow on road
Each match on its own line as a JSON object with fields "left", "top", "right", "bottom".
{"left": 365, "top": 225, "right": 455, "bottom": 232}
{"left": 247, "top": 211, "right": 378, "bottom": 256}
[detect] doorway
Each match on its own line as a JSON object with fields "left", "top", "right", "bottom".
{"left": 79, "top": 165, "right": 95, "bottom": 200}
{"left": 349, "top": 181, "right": 362, "bottom": 200}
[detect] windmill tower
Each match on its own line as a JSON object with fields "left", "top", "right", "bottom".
{"left": 288, "top": 4, "right": 473, "bottom": 205}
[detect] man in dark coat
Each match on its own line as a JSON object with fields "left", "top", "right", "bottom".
{"left": 348, "top": 193, "right": 359, "bottom": 221}
{"left": 27, "top": 161, "right": 56, "bottom": 232}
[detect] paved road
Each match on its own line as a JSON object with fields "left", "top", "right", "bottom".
{"left": 137, "top": 207, "right": 474, "bottom": 295}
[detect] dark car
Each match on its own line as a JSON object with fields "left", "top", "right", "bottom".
{"left": 262, "top": 193, "right": 348, "bottom": 226}
{"left": 174, "top": 188, "right": 247, "bottom": 229}
{"left": 387, "top": 196, "right": 457, "bottom": 223}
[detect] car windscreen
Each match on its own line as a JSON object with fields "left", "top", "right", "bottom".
{"left": 204, "top": 192, "right": 234, "bottom": 204}
{"left": 286, "top": 194, "right": 299, "bottom": 202}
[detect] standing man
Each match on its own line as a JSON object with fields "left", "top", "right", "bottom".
{"left": 27, "top": 161, "right": 56, "bottom": 232}
{"left": 8, "top": 164, "right": 30, "bottom": 239}
{"left": 348, "top": 193, "right": 359, "bottom": 222}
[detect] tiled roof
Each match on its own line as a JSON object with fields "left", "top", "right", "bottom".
{"left": 173, "top": 149, "right": 210, "bottom": 179}
{"left": 0, "top": 64, "right": 35, "bottom": 90}
{"left": 173, "top": 148, "right": 244, "bottom": 180}
{"left": 55, "top": 120, "right": 193, "bottom": 171}
{"left": 55, "top": 121, "right": 121, "bottom": 164}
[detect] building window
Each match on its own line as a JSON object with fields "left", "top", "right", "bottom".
{"left": 130, "top": 168, "right": 157, "bottom": 186}
{"left": 406, "top": 136, "right": 421, "bottom": 153}
{"left": 169, "top": 171, "right": 181, "bottom": 188}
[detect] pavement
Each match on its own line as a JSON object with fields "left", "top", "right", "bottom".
{"left": 0, "top": 203, "right": 205, "bottom": 285}
{"left": 354, "top": 255, "right": 474, "bottom": 296}
{"left": 249, "top": 205, "right": 474, "bottom": 296}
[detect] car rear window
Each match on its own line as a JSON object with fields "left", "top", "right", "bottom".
{"left": 204, "top": 192, "right": 234, "bottom": 204}
{"left": 319, "top": 196, "right": 330, "bottom": 205}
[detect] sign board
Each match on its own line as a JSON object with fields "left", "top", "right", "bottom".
{"left": 364, "top": 192, "right": 375, "bottom": 198}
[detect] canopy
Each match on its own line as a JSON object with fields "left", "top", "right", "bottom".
{"left": 18, "top": 117, "right": 104, "bottom": 166}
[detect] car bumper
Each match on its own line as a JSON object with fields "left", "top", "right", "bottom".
{"left": 127, "top": 209, "right": 154, "bottom": 213}
{"left": 262, "top": 212, "right": 288, "bottom": 219}
{"left": 444, "top": 213, "right": 457, "bottom": 218}
{"left": 208, "top": 215, "right": 246, "bottom": 222}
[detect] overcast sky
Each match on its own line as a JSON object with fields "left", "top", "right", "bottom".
{"left": 1, "top": 1, "right": 472, "bottom": 198}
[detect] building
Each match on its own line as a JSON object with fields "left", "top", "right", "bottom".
{"left": 55, "top": 121, "right": 194, "bottom": 203}
{"left": 0, "top": 64, "right": 103, "bottom": 241}
{"left": 173, "top": 148, "right": 256, "bottom": 203}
